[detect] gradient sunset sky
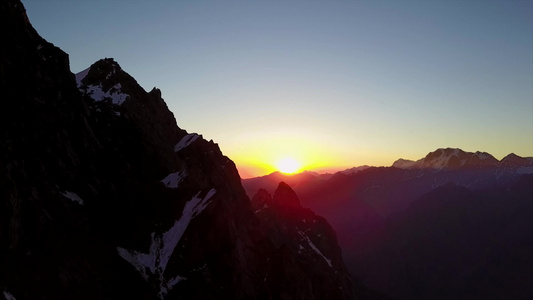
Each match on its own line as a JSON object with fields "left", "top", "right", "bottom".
{"left": 24, "top": 0, "right": 533, "bottom": 178}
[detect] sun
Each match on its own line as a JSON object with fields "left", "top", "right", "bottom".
{"left": 276, "top": 157, "right": 301, "bottom": 174}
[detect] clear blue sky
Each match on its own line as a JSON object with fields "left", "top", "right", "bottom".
{"left": 24, "top": 0, "right": 533, "bottom": 177}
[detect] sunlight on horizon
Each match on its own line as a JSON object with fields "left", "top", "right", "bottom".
{"left": 226, "top": 132, "right": 354, "bottom": 179}
{"left": 276, "top": 157, "right": 301, "bottom": 174}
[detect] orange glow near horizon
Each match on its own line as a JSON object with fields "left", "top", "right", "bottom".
{"left": 225, "top": 132, "right": 359, "bottom": 179}
{"left": 276, "top": 157, "right": 301, "bottom": 174}
{"left": 217, "top": 126, "right": 403, "bottom": 179}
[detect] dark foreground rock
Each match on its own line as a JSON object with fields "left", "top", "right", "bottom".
{"left": 0, "top": 1, "right": 359, "bottom": 299}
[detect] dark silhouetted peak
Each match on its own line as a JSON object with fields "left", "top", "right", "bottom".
{"left": 149, "top": 87, "right": 162, "bottom": 98}
{"left": 251, "top": 188, "right": 271, "bottom": 212}
{"left": 81, "top": 57, "right": 121, "bottom": 82}
{"left": 76, "top": 58, "right": 148, "bottom": 106}
{"left": 252, "top": 183, "right": 355, "bottom": 299}
{"left": 1, "top": 0, "right": 41, "bottom": 45}
{"left": 272, "top": 181, "right": 301, "bottom": 209}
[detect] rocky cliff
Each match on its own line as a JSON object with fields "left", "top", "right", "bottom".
{"left": 0, "top": 1, "right": 357, "bottom": 299}
{"left": 251, "top": 182, "right": 355, "bottom": 299}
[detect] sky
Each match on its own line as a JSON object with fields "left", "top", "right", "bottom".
{"left": 24, "top": 0, "right": 533, "bottom": 178}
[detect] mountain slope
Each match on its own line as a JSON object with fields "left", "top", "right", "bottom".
{"left": 243, "top": 149, "right": 533, "bottom": 299}
{"left": 251, "top": 182, "right": 355, "bottom": 299}
{"left": 0, "top": 1, "right": 358, "bottom": 299}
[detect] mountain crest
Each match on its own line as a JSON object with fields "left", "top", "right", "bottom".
{"left": 75, "top": 58, "right": 156, "bottom": 107}
{"left": 392, "top": 148, "right": 519, "bottom": 170}
{"left": 501, "top": 153, "right": 531, "bottom": 166}
{"left": 272, "top": 181, "right": 301, "bottom": 209}
{"left": 251, "top": 188, "right": 271, "bottom": 213}
{"left": 250, "top": 182, "right": 355, "bottom": 299}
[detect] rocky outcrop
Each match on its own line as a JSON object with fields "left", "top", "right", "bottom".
{"left": 271, "top": 181, "right": 301, "bottom": 209}
{"left": 251, "top": 182, "right": 355, "bottom": 300}
{"left": 0, "top": 1, "right": 358, "bottom": 299}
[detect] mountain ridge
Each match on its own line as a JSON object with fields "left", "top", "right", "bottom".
{"left": 242, "top": 148, "right": 533, "bottom": 299}
{"left": 1, "top": 1, "right": 359, "bottom": 299}
{"left": 392, "top": 147, "right": 532, "bottom": 170}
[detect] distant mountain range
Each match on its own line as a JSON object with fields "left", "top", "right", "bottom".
{"left": 392, "top": 148, "right": 533, "bottom": 171}
{"left": 242, "top": 149, "right": 533, "bottom": 299}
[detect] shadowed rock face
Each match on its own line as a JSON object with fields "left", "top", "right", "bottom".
{"left": 272, "top": 181, "right": 302, "bottom": 209}
{"left": 0, "top": 1, "right": 360, "bottom": 299}
{"left": 251, "top": 182, "right": 358, "bottom": 300}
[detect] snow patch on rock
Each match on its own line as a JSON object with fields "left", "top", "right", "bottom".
{"left": 298, "top": 231, "right": 332, "bottom": 267}
{"left": 161, "top": 170, "right": 187, "bottom": 189}
{"left": 174, "top": 134, "right": 199, "bottom": 152}
{"left": 117, "top": 188, "right": 216, "bottom": 299}
{"left": 62, "top": 191, "right": 84, "bottom": 205}
{"left": 254, "top": 203, "right": 268, "bottom": 214}
{"left": 85, "top": 83, "right": 129, "bottom": 105}
{"left": 3, "top": 290, "right": 16, "bottom": 300}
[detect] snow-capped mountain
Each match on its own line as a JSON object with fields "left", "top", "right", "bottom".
{"left": 390, "top": 158, "right": 416, "bottom": 169}
{"left": 392, "top": 148, "right": 531, "bottom": 171}
{"left": 0, "top": 1, "right": 358, "bottom": 299}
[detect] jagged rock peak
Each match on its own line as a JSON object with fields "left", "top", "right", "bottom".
{"left": 251, "top": 182, "right": 356, "bottom": 299}
{"left": 252, "top": 188, "right": 271, "bottom": 202}
{"left": 250, "top": 188, "right": 271, "bottom": 212}
{"left": 75, "top": 58, "right": 156, "bottom": 107}
{"left": 1, "top": 0, "right": 41, "bottom": 42}
{"left": 76, "top": 58, "right": 121, "bottom": 86}
{"left": 272, "top": 181, "right": 301, "bottom": 209}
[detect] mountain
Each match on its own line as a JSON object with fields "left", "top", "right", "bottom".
{"left": 339, "top": 166, "right": 372, "bottom": 175}
{"left": 390, "top": 159, "right": 416, "bottom": 169}
{"left": 245, "top": 149, "right": 533, "bottom": 218}
{"left": 392, "top": 148, "right": 530, "bottom": 170}
{"left": 250, "top": 182, "right": 355, "bottom": 299}
{"left": 0, "top": 1, "right": 359, "bottom": 299}
{"left": 243, "top": 171, "right": 329, "bottom": 203}
{"left": 242, "top": 149, "right": 533, "bottom": 299}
